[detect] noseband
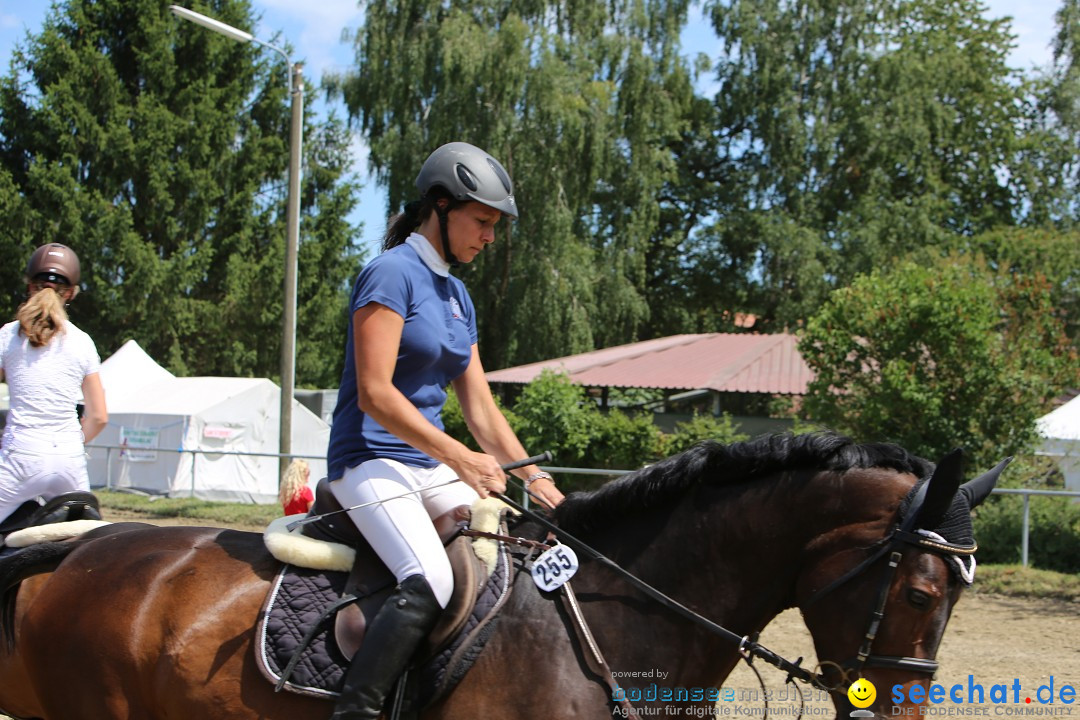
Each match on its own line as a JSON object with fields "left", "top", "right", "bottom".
{"left": 800, "top": 480, "right": 978, "bottom": 684}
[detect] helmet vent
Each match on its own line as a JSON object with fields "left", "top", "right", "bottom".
{"left": 34, "top": 272, "right": 71, "bottom": 285}
{"left": 488, "top": 158, "right": 512, "bottom": 193}
{"left": 455, "top": 164, "right": 478, "bottom": 192}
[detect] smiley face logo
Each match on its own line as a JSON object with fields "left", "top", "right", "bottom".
{"left": 847, "top": 678, "right": 877, "bottom": 708}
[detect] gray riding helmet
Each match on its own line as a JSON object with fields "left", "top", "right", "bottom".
{"left": 415, "top": 142, "right": 518, "bottom": 219}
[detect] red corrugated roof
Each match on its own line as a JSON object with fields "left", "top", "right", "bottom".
{"left": 486, "top": 333, "right": 813, "bottom": 394}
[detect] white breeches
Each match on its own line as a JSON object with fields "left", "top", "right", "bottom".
{"left": 330, "top": 458, "right": 479, "bottom": 608}
{"left": 0, "top": 434, "right": 89, "bottom": 525}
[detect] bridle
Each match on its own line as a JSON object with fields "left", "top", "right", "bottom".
{"left": 798, "top": 479, "right": 978, "bottom": 685}
{"left": 493, "top": 471, "right": 978, "bottom": 694}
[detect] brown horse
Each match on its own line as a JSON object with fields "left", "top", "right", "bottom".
{"left": 0, "top": 432, "right": 1003, "bottom": 720}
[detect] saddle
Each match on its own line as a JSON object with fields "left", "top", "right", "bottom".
{"left": 256, "top": 478, "right": 514, "bottom": 704}
{"left": 299, "top": 478, "right": 480, "bottom": 660}
{"left": 0, "top": 491, "right": 104, "bottom": 546}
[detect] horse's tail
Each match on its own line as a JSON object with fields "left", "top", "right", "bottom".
{"left": 0, "top": 541, "right": 79, "bottom": 651}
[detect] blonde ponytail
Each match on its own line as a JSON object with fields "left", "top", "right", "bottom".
{"left": 16, "top": 288, "right": 68, "bottom": 347}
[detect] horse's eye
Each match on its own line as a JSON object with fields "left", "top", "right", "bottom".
{"left": 907, "top": 589, "right": 931, "bottom": 609}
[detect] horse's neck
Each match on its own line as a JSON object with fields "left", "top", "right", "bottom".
{"left": 593, "top": 471, "right": 825, "bottom": 595}
{"left": 571, "top": 471, "right": 832, "bottom": 689}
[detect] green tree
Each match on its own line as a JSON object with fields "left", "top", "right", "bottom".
{"left": 680, "top": 0, "right": 1040, "bottom": 330}
{"left": 961, "top": 226, "right": 1080, "bottom": 342}
{"left": 1029, "top": 0, "right": 1080, "bottom": 228}
{"left": 799, "top": 254, "right": 1078, "bottom": 470}
{"left": 0, "top": 0, "right": 363, "bottom": 387}
{"left": 1052, "top": 0, "right": 1080, "bottom": 124}
{"left": 332, "top": 0, "right": 696, "bottom": 368}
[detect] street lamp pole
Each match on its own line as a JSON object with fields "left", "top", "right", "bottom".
{"left": 281, "top": 63, "right": 302, "bottom": 474}
{"left": 170, "top": 6, "right": 303, "bottom": 475}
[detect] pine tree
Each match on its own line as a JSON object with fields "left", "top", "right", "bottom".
{"left": 0, "top": 0, "right": 364, "bottom": 387}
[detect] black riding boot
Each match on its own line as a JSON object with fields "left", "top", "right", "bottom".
{"left": 330, "top": 574, "right": 442, "bottom": 720}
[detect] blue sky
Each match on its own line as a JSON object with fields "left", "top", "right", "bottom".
{"left": 0, "top": 0, "right": 1062, "bottom": 257}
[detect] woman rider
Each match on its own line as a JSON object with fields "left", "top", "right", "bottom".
{"left": 0, "top": 243, "right": 107, "bottom": 525}
{"left": 326, "top": 142, "right": 564, "bottom": 719}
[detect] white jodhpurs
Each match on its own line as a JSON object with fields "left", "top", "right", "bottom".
{"left": 0, "top": 433, "right": 90, "bottom": 526}
{"left": 330, "top": 459, "right": 479, "bottom": 608}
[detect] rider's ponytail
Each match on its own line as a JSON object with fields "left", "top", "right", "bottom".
{"left": 381, "top": 187, "right": 459, "bottom": 253}
{"left": 16, "top": 288, "right": 68, "bottom": 348}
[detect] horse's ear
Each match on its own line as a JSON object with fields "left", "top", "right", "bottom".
{"left": 959, "top": 457, "right": 1011, "bottom": 509}
{"left": 916, "top": 448, "right": 964, "bottom": 529}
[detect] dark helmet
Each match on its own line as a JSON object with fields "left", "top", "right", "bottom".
{"left": 26, "top": 243, "right": 81, "bottom": 291}
{"left": 415, "top": 142, "right": 518, "bottom": 219}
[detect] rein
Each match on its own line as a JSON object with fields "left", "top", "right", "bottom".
{"left": 492, "top": 474, "right": 976, "bottom": 696}
{"left": 490, "top": 490, "right": 827, "bottom": 689}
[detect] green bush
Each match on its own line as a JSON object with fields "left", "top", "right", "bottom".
{"left": 441, "top": 387, "right": 521, "bottom": 452}
{"left": 511, "top": 370, "right": 600, "bottom": 465}
{"left": 586, "top": 409, "right": 664, "bottom": 472}
{"left": 799, "top": 254, "right": 1078, "bottom": 472}
{"left": 450, "top": 372, "right": 767, "bottom": 491}
{"left": 974, "top": 494, "right": 1080, "bottom": 573}
{"left": 662, "top": 412, "right": 749, "bottom": 456}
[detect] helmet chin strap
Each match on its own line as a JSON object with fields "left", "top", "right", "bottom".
{"left": 436, "top": 206, "right": 459, "bottom": 266}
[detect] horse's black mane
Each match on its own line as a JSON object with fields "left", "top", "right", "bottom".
{"left": 552, "top": 431, "right": 933, "bottom": 533}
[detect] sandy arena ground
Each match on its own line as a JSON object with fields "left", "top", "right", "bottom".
{"left": 706, "top": 591, "right": 1079, "bottom": 719}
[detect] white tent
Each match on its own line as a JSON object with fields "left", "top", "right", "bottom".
{"left": 1036, "top": 395, "right": 1080, "bottom": 492}
{"left": 88, "top": 341, "right": 328, "bottom": 503}
{"left": 98, "top": 338, "right": 175, "bottom": 404}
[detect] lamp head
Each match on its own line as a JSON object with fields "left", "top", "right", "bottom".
{"left": 169, "top": 6, "right": 253, "bottom": 44}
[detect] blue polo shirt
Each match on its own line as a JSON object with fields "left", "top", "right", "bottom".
{"left": 327, "top": 238, "right": 478, "bottom": 479}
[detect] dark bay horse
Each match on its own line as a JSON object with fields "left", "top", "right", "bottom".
{"left": 0, "top": 433, "right": 1003, "bottom": 719}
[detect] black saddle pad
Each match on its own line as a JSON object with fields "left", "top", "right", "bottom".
{"left": 256, "top": 565, "right": 351, "bottom": 697}
{"left": 255, "top": 538, "right": 513, "bottom": 704}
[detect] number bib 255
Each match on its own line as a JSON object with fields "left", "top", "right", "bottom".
{"left": 530, "top": 543, "right": 579, "bottom": 592}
